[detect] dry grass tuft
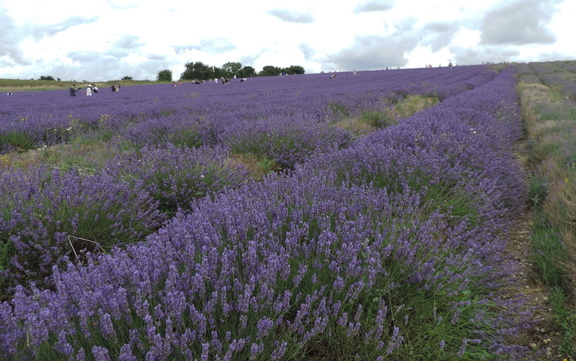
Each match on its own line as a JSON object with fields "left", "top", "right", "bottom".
{"left": 333, "top": 117, "right": 378, "bottom": 137}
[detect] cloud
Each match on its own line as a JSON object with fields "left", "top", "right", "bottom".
{"left": 173, "top": 45, "right": 202, "bottom": 54}
{"left": 113, "top": 35, "right": 144, "bottom": 49}
{"left": 450, "top": 45, "right": 520, "bottom": 65}
{"left": 354, "top": 0, "right": 397, "bottom": 13}
{"left": 267, "top": 9, "right": 314, "bottom": 24}
{"left": 199, "top": 38, "right": 236, "bottom": 54}
{"left": 327, "top": 34, "right": 419, "bottom": 70}
{"left": 298, "top": 43, "right": 317, "bottom": 61}
{"left": 480, "top": 0, "right": 557, "bottom": 45}
{"left": 421, "top": 22, "right": 460, "bottom": 51}
{"left": 0, "top": 12, "right": 28, "bottom": 66}
{"left": 29, "top": 17, "right": 98, "bottom": 40}
{"left": 51, "top": 50, "right": 171, "bottom": 81}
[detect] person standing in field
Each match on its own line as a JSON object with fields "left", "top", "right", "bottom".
{"left": 69, "top": 84, "right": 79, "bottom": 97}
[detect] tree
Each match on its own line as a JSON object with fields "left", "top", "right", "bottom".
{"left": 238, "top": 66, "right": 256, "bottom": 78}
{"left": 180, "top": 62, "right": 214, "bottom": 81}
{"left": 212, "top": 66, "right": 226, "bottom": 79}
{"left": 121, "top": 76, "right": 133, "bottom": 81}
{"left": 157, "top": 69, "right": 173, "bottom": 82}
{"left": 39, "top": 75, "right": 55, "bottom": 81}
{"left": 258, "top": 65, "right": 282, "bottom": 77}
{"left": 222, "top": 62, "right": 242, "bottom": 78}
{"left": 284, "top": 65, "right": 305, "bottom": 75}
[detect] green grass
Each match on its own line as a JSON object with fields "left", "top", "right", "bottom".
{"left": 0, "top": 78, "right": 167, "bottom": 93}
{"left": 333, "top": 94, "right": 439, "bottom": 137}
{"left": 518, "top": 61, "right": 576, "bottom": 358}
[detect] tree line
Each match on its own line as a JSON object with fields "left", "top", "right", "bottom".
{"left": 157, "top": 62, "right": 305, "bottom": 82}
{"left": 33, "top": 62, "right": 305, "bottom": 83}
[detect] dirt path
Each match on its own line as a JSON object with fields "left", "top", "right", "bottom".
{"left": 503, "top": 210, "right": 562, "bottom": 360}
{"left": 501, "top": 146, "right": 562, "bottom": 360}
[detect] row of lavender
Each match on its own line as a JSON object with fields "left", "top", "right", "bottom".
{"left": 518, "top": 61, "right": 576, "bottom": 100}
{"left": 0, "top": 66, "right": 495, "bottom": 153}
{"left": 0, "top": 67, "right": 533, "bottom": 360}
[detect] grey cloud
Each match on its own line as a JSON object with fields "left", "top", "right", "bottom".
{"left": 421, "top": 22, "right": 459, "bottom": 51}
{"left": 395, "top": 17, "right": 418, "bottom": 33}
{"left": 118, "top": 59, "right": 171, "bottom": 81}
{"left": 173, "top": 45, "right": 202, "bottom": 54}
{"left": 267, "top": 9, "right": 314, "bottom": 24}
{"left": 200, "top": 38, "right": 236, "bottom": 54}
{"left": 1, "top": 11, "right": 99, "bottom": 68}
{"left": 29, "top": 17, "right": 98, "bottom": 40}
{"left": 327, "top": 34, "right": 419, "bottom": 70}
{"left": 67, "top": 51, "right": 102, "bottom": 64}
{"left": 480, "top": 0, "right": 558, "bottom": 45}
{"left": 451, "top": 45, "right": 520, "bottom": 65}
{"left": 424, "top": 22, "right": 456, "bottom": 33}
{"left": 113, "top": 35, "right": 145, "bottom": 50}
{"left": 239, "top": 53, "right": 262, "bottom": 68}
{"left": 148, "top": 54, "right": 167, "bottom": 61}
{"left": 0, "top": 11, "right": 29, "bottom": 66}
{"left": 48, "top": 51, "right": 174, "bottom": 81}
{"left": 105, "top": 47, "right": 132, "bottom": 59}
{"left": 298, "top": 43, "right": 317, "bottom": 61}
{"left": 354, "top": 0, "right": 397, "bottom": 13}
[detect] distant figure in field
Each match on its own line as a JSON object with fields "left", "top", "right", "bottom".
{"left": 85, "top": 85, "right": 93, "bottom": 96}
{"left": 353, "top": 70, "right": 357, "bottom": 75}
{"left": 111, "top": 84, "right": 120, "bottom": 92}
{"left": 69, "top": 84, "right": 80, "bottom": 97}
{"left": 92, "top": 84, "right": 99, "bottom": 93}
{"left": 330, "top": 74, "right": 337, "bottom": 79}
{"left": 448, "top": 62, "right": 453, "bottom": 68}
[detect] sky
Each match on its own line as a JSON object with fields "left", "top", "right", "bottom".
{"left": 0, "top": 0, "right": 574, "bottom": 81}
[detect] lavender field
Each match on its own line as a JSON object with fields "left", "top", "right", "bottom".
{"left": 0, "top": 66, "right": 536, "bottom": 360}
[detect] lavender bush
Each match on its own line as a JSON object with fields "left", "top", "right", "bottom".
{"left": 118, "top": 114, "right": 214, "bottom": 149}
{"left": 105, "top": 144, "right": 250, "bottom": 215}
{"left": 220, "top": 114, "right": 353, "bottom": 170}
{"left": 0, "top": 166, "right": 165, "bottom": 298}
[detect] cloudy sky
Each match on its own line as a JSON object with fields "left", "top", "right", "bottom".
{"left": 0, "top": 0, "right": 574, "bottom": 81}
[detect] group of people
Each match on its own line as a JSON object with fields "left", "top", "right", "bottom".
{"left": 426, "top": 62, "right": 455, "bottom": 68}
{"left": 189, "top": 78, "right": 246, "bottom": 84}
{"left": 68, "top": 83, "right": 101, "bottom": 97}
